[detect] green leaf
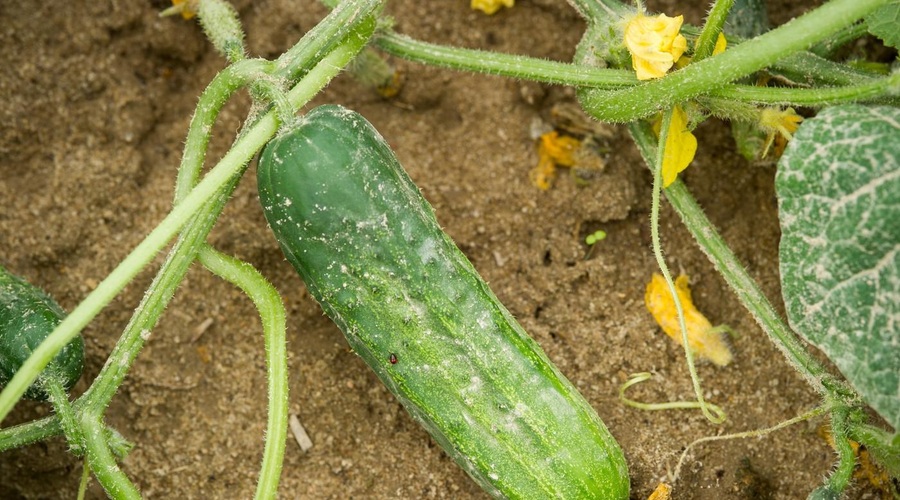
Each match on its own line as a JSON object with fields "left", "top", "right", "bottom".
{"left": 865, "top": 2, "right": 900, "bottom": 49}
{"left": 777, "top": 105, "right": 900, "bottom": 431}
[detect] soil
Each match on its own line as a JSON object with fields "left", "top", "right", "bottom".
{"left": 0, "top": 1, "right": 882, "bottom": 499}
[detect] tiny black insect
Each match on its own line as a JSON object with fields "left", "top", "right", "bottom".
{"left": 389, "top": 353, "right": 398, "bottom": 364}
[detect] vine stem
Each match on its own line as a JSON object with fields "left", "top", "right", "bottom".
{"left": 0, "top": 139, "right": 255, "bottom": 422}
{"left": 170, "top": 39, "right": 290, "bottom": 500}
{"left": 707, "top": 72, "right": 900, "bottom": 106}
{"left": 619, "top": 372, "right": 726, "bottom": 421}
{"left": 77, "top": 457, "right": 90, "bottom": 500}
{"left": 80, "top": 183, "right": 237, "bottom": 408}
{"left": 770, "top": 51, "right": 880, "bottom": 87}
{"left": 173, "top": 59, "right": 274, "bottom": 203}
{"left": 810, "top": 21, "right": 868, "bottom": 58}
{"left": 0, "top": 19, "right": 375, "bottom": 424}
{"left": 671, "top": 404, "right": 828, "bottom": 482}
{"left": 375, "top": 31, "right": 897, "bottom": 107}
{"left": 650, "top": 109, "right": 723, "bottom": 424}
{"left": 581, "top": 0, "right": 892, "bottom": 122}
{"left": 374, "top": 31, "right": 637, "bottom": 87}
{"left": 44, "top": 378, "right": 84, "bottom": 455}
{"left": 275, "top": 0, "right": 383, "bottom": 83}
{"left": 692, "top": 0, "right": 735, "bottom": 62}
{"left": 825, "top": 405, "right": 857, "bottom": 494}
{"left": 81, "top": 413, "right": 141, "bottom": 499}
{"left": 197, "top": 246, "right": 287, "bottom": 500}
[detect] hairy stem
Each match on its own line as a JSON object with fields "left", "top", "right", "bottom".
{"left": 80, "top": 184, "right": 236, "bottom": 410}
{"left": 197, "top": 246, "right": 288, "bottom": 500}
{"left": 693, "top": 0, "right": 735, "bottom": 62}
{"left": 44, "top": 378, "right": 84, "bottom": 455}
{"left": 707, "top": 71, "right": 900, "bottom": 106}
{"left": 377, "top": 31, "right": 895, "bottom": 107}
{"left": 809, "top": 21, "right": 867, "bottom": 58}
{"left": 672, "top": 404, "right": 828, "bottom": 481}
{"left": 374, "top": 31, "right": 636, "bottom": 88}
{"left": 81, "top": 413, "right": 141, "bottom": 499}
{"left": 171, "top": 41, "right": 292, "bottom": 500}
{"left": 824, "top": 406, "right": 857, "bottom": 494}
{"left": 274, "top": 0, "right": 382, "bottom": 83}
{"left": 0, "top": 414, "right": 60, "bottom": 451}
{"left": 174, "top": 59, "right": 274, "bottom": 203}
{"left": 649, "top": 110, "right": 724, "bottom": 424}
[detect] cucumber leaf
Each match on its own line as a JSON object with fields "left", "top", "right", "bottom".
{"left": 865, "top": 2, "right": 900, "bottom": 50}
{"left": 776, "top": 105, "right": 900, "bottom": 431}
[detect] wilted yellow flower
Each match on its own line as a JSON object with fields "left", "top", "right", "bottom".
{"left": 758, "top": 107, "right": 803, "bottom": 157}
{"left": 624, "top": 12, "right": 688, "bottom": 80}
{"left": 645, "top": 273, "right": 733, "bottom": 367}
{"left": 529, "top": 131, "right": 581, "bottom": 190}
{"left": 471, "top": 0, "right": 514, "bottom": 15}
{"left": 648, "top": 483, "right": 672, "bottom": 500}
{"left": 530, "top": 155, "right": 555, "bottom": 190}
{"left": 652, "top": 105, "right": 697, "bottom": 187}
{"left": 539, "top": 131, "right": 580, "bottom": 167}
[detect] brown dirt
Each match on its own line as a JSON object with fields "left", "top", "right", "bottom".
{"left": 0, "top": 1, "right": 878, "bottom": 499}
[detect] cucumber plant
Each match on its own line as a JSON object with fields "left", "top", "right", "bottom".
{"left": 0, "top": 0, "right": 897, "bottom": 498}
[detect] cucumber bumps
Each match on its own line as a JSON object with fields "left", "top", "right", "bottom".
{"left": 258, "top": 105, "right": 629, "bottom": 499}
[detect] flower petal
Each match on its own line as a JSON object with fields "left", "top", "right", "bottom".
{"left": 645, "top": 273, "right": 733, "bottom": 366}
{"left": 661, "top": 106, "right": 697, "bottom": 187}
{"left": 625, "top": 13, "right": 687, "bottom": 80}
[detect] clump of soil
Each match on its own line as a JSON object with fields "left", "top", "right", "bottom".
{"left": 0, "top": 1, "right": 870, "bottom": 498}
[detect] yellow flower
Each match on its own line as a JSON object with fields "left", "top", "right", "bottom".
{"left": 713, "top": 32, "right": 728, "bottom": 55}
{"left": 758, "top": 107, "right": 803, "bottom": 157}
{"left": 645, "top": 273, "right": 733, "bottom": 367}
{"left": 471, "top": 0, "right": 514, "bottom": 15}
{"left": 652, "top": 105, "right": 697, "bottom": 187}
{"left": 759, "top": 107, "right": 803, "bottom": 141}
{"left": 529, "top": 131, "right": 582, "bottom": 190}
{"left": 624, "top": 12, "right": 688, "bottom": 80}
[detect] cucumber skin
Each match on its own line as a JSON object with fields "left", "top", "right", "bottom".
{"left": 258, "top": 105, "right": 629, "bottom": 499}
{"left": 0, "top": 266, "right": 83, "bottom": 400}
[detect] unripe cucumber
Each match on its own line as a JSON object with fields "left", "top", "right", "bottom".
{"left": 257, "top": 105, "right": 629, "bottom": 499}
{"left": 0, "top": 266, "right": 83, "bottom": 401}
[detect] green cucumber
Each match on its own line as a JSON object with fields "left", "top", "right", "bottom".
{"left": 258, "top": 105, "right": 629, "bottom": 499}
{"left": 0, "top": 266, "right": 84, "bottom": 401}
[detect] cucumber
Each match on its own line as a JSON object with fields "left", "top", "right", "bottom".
{"left": 257, "top": 105, "right": 629, "bottom": 499}
{"left": 0, "top": 266, "right": 84, "bottom": 401}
